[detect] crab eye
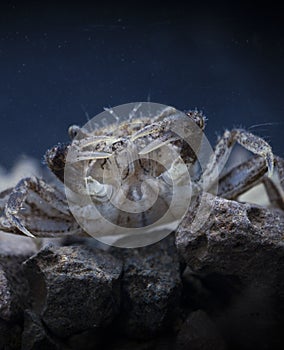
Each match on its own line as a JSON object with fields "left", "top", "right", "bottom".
{"left": 68, "top": 125, "right": 81, "bottom": 140}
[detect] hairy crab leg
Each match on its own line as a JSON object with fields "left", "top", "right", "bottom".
{"left": 0, "top": 214, "right": 81, "bottom": 238}
{"left": 217, "top": 155, "right": 267, "bottom": 199}
{"left": 1, "top": 193, "right": 81, "bottom": 238}
{"left": 262, "top": 156, "right": 284, "bottom": 209}
{"left": 218, "top": 155, "right": 284, "bottom": 209}
{"left": 199, "top": 129, "right": 274, "bottom": 192}
{"left": 274, "top": 155, "right": 284, "bottom": 189}
{"left": 262, "top": 177, "right": 284, "bottom": 210}
{"left": 4, "top": 177, "right": 70, "bottom": 237}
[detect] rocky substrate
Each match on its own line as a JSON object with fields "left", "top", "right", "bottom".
{"left": 0, "top": 195, "right": 284, "bottom": 350}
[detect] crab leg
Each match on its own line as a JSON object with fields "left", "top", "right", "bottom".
{"left": 4, "top": 177, "right": 70, "bottom": 237}
{"left": 274, "top": 156, "right": 284, "bottom": 188}
{"left": 262, "top": 177, "right": 284, "bottom": 210}
{"left": 217, "top": 155, "right": 267, "bottom": 199}
{"left": 0, "top": 187, "right": 81, "bottom": 238}
{"left": 200, "top": 129, "right": 274, "bottom": 192}
{"left": 218, "top": 155, "right": 284, "bottom": 209}
{"left": 262, "top": 156, "right": 284, "bottom": 209}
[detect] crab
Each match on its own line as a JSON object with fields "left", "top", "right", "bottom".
{"left": 0, "top": 105, "right": 284, "bottom": 245}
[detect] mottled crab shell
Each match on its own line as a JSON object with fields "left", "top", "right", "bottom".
{"left": 53, "top": 109, "right": 206, "bottom": 244}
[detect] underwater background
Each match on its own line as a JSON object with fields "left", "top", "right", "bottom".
{"left": 0, "top": 2, "right": 283, "bottom": 169}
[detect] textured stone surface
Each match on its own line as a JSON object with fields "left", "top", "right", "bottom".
{"left": 21, "top": 310, "right": 59, "bottom": 350}
{"left": 176, "top": 195, "right": 284, "bottom": 349}
{"left": 176, "top": 195, "right": 284, "bottom": 294}
{"left": 176, "top": 310, "right": 226, "bottom": 350}
{"left": 0, "top": 265, "right": 21, "bottom": 322}
{"left": 0, "top": 232, "right": 37, "bottom": 327}
{"left": 1, "top": 195, "right": 284, "bottom": 349}
{"left": 118, "top": 235, "right": 182, "bottom": 339}
{"left": 23, "top": 245, "right": 122, "bottom": 338}
{"left": 0, "top": 233, "right": 38, "bottom": 349}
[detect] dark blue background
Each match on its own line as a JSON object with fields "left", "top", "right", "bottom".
{"left": 1, "top": 2, "right": 283, "bottom": 169}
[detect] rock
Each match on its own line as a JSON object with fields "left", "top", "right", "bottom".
{"left": 0, "top": 233, "right": 37, "bottom": 349}
{"left": 118, "top": 235, "right": 182, "bottom": 339}
{"left": 0, "top": 232, "right": 38, "bottom": 318}
{"left": 21, "top": 310, "right": 60, "bottom": 350}
{"left": 176, "top": 194, "right": 284, "bottom": 349}
{"left": 0, "top": 232, "right": 37, "bottom": 333}
{"left": 23, "top": 245, "right": 122, "bottom": 338}
{"left": 176, "top": 310, "right": 226, "bottom": 350}
{"left": 176, "top": 195, "right": 284, "bottom": 294}
{"left": 0, "top": 318, "right": 22, "bottom": 350}
{"left": 0, "top": 265, "right": 21, "bottom": 322}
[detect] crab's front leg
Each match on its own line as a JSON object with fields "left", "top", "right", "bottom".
{"left": 2, "top": 176, "right": 71, "bottom": 237}
{"left": 200, "top": 129, "right": 274, "bottom": 192}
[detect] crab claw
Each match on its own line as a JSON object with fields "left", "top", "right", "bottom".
{"left": 3, "top": 213, "right": 35, "bottom": 238}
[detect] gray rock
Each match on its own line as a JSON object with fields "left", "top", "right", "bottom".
{"left": 176, "top": 195, "right": 284, "bottom": 293}
{"left": 0, "top": 233, "right": 37, "bottom": 323}
{"left": 21, "top": 310, "right": 60, "bottom": 350}
{"left": 176, "top": 195, "right": 284, "bottom": 348}
{"left": 176, "top": 310, "right": 226, "bottom": 350}
{"left": 0, "top": 265, "right": 20, "bottom": 322}
{"left": 23, "top": 245, "right": 122, "bottom": 338}
{"left": 0, "top": 233, "right": 37, "bottom": 349}
{"left": 119, "top": 235, "right": 182, "bottom": 339}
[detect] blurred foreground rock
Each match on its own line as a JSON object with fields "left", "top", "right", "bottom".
{"left": 0, "top": 195, "right": 284, "bottom": 349}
